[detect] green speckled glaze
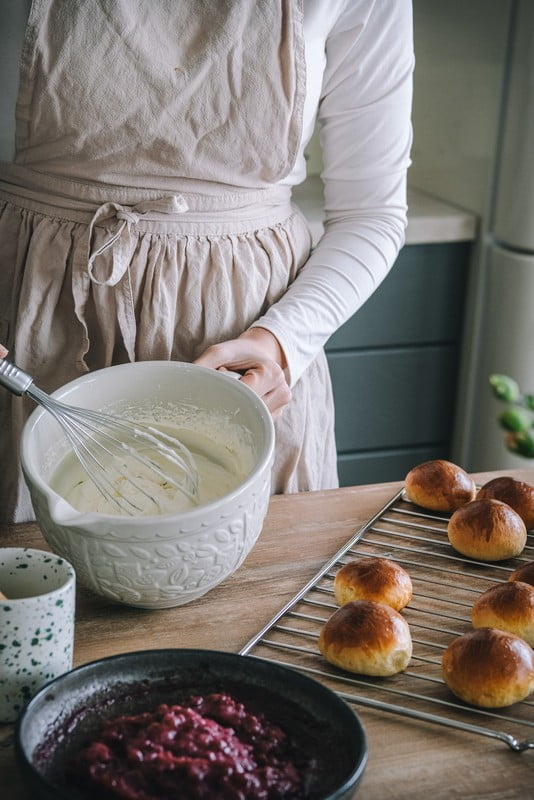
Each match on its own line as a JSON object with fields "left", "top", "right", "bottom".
{"left": 0, "top": 548, "right": 75, "bottom": 722}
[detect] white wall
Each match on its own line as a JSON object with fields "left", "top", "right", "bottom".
{"left": 410, "top": 0, "right": 512, "bottom": 215}
{"left": 306, "top": 0, "right": 513, "bottom": 214}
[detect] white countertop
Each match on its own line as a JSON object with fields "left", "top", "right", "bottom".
{"left": 293, "top": 175, "right": 478, "bottom": 246}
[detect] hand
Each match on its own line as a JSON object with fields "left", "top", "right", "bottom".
{"left": 0, "top": 344, "right": 8, "bottom": 359}
{"left": 193, "top": 327, "right": 291, "bottom": 419}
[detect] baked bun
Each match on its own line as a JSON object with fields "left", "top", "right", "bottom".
{"left": 442, "top": 627, "right": 534, "bottom": 708}
{"left": 476, "top": 476, "right": 534, "bottom": 530}
{"left": 318, "top": 600, "right": 412, "bottom": 676}
{"left": 472, "top": 581, "right": 534, "bottom": 645}
{"left": 404, "top": 460, "right": 476, "bottom": 512}
{"left": 334, "top": 557, "right": 412, "bottom": 611}
{"left": 447, "top": 498, "right": 527, "bottom": 561}
{"left": 509, "top": 561, "right": 534, "bottom": 587}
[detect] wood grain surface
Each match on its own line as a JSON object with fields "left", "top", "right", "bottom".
{"left": 1, "top": 469, "right": 533, "bottom": 799}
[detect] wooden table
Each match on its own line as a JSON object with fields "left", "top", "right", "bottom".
{"left": 2, "top": 468, "right": 534, "bottom": 799}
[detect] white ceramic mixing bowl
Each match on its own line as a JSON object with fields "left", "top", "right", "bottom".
{"left": 20, "top": 361, "right": 275, "bottom": 609}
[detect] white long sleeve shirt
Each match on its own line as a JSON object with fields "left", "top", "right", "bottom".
{"left": 262, "top": 0, "right": 414, "bottom": 385}
{"left": 0, "top": 0, "right": 414, "bottom": 386}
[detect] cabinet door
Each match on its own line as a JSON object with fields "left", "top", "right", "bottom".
{"left": 337, "top": 446, "right": 449, "bottom": 486}
{"left": 324, "top": 241, "right": 470, "bottom": 487}
{"left": 326, "top": 243, "right": 470, "bottom": 350}
{"left": 327, "top": 345, "right": 458, "bottom": 452}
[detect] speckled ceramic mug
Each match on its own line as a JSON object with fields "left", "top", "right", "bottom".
{"left": 0, "top": 548, "right": 75, "bottom": 722}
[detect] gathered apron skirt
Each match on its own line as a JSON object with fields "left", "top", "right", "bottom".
{"left": 0, "top": 166, "right": 338, "bottom": 522}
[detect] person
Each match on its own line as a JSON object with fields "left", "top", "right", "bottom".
{"left": 0, "top": 0, "right": 414, "bottom": 523}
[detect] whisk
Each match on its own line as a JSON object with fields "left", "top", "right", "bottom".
{"left": 0, "top": 358, "right": 200, "bottom": 515}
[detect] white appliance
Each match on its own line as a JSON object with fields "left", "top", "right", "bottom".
{"left": 454, "top": 0, "right": 534, "bottom": 471}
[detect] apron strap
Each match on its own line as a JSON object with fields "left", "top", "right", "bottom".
{"left": 87, "top": 194, "right": 189, "bottom": 286}
{"left": 86, "top": 194, "right": 188, "bottom": 362}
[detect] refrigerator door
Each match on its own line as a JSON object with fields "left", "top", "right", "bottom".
{"left": 468, "top": 243, "right": 534, "bottom": 470}
{"left": 493, "top": 0, "right": 534, "bottom": 250}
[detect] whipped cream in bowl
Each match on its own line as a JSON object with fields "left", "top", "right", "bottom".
{"left": 20, "top": 362, "right": 275, "bottom": 608}
{"left": 50, "top": 413, "right": 255, "bottom": 516}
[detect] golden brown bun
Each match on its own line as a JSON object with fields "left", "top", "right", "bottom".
{"left": 509, "top": 561, "right": 534, "bottom": 587}
{"left": 447, "top": 498, "right": 527, "bottom": 561}
{"left": 476, "top": 476, "right": 534, "bottom": 530}
{"left": 404, "top": 460, "right": 476, "bottom": 512}
{"left": 442, "top": 627, "right": 534, "bottom": 708}
{"left": 472, "top": 581, "right": 534, "bottom": 645}
{"left": 334, "top": 557, "right": 412, "bottom": 611}
{"left": 318, "top": 600, "right": 412, "bottom": 676}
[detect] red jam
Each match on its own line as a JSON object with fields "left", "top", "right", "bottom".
{"left": 70, "top": 693, "right": 305, "bottom": 799}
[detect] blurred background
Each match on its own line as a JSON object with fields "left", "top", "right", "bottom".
{"left": 297, "top": 0, "right": 534, "bottom": 486}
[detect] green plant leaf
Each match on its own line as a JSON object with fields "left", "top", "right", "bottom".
{"left": 489, "top": 374, "right": 522, "bottom": 403}
{"left": 506, "top": 430, "right": 534, "bottom": 458}
{"left": 499, "top": 407, "right": 532, "bottom": 433}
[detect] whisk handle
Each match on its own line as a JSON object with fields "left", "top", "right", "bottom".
{"left": 0, "top": 359, "right": 34, "bottom": 396}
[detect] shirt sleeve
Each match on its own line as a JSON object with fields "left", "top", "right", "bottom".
{"left": 251, "top": 0, "right": 414, "bottom": 386}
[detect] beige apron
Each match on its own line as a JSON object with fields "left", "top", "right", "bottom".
{"left": 0, "top": 0, "right": 338, "bottom": 523}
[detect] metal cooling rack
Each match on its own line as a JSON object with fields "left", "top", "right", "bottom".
{"left": 240, "top": 488, "right": 534, "bottom": 751}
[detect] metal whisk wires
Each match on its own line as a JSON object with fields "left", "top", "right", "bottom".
{"left": 0, "top": 359, "right": 200, "bottom": 515}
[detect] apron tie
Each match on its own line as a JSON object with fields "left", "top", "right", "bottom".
{"left": 86, "top": 194, "right": 189, "bottom": 362}
{"left": 87, "top": 194, "right": 189, "bottom": 286}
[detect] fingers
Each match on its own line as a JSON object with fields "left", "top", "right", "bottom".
{"left": 0, "top": 344, "right": 8, "bottom": 359}
{"left": 193, "top": 341, "right": 239, "bottom": 371}
{"left": 239, "top": 362, "right": 292, "bottom": 419}
{"left": 194, "top": 338, "right": 292, "bottom": 418}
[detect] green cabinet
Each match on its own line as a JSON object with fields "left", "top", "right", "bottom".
{"left": 325, "top": 242, "right": 471, "bottom": 486}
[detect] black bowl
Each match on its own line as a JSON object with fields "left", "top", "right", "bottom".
{"left": 15, "top": 649, "right": 367, "bottom": 799}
